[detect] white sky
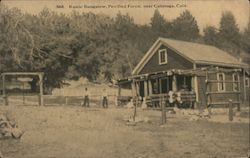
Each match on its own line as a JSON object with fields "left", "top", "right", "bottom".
{"left": 2, "top": 0, "right": 249, "bottom": 33}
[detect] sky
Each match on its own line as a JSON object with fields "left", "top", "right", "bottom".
{"left": 2, "top": 0, "right": 249, "bottom": 33}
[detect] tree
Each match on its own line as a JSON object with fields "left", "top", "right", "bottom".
{"left": 171, "top": 10, "right": 199, "bottom": 41}
{"left": 203, "top": 26, "right": 219, "bottom": 46}
{"left": 219, "top": 11, "right": 240, "bottom": 45}
{"left": 240, "top": 21, "right": 250, "bottom": 55}
{"left": 217, "top": 11, "right": 242, "bottom": 56}
{"left": 150, "top": 9, "right": 172, "bottom": 37}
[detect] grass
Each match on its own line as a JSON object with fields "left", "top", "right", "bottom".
{"left": 0, "top": 104, "right": 249, "bottom": 158}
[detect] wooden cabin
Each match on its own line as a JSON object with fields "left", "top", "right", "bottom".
{"left": 117, "top": 38, "right": 249, "bottom": 108}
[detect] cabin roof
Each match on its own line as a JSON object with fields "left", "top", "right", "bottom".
{"left": 132, "top": 37, "right": 249, "bottom": 75}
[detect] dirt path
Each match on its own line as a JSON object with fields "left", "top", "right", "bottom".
{"left": 0, "top": 105, "right": 249, "bottom": 158}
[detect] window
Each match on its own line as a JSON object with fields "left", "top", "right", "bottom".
{"left": 158, "top": 49, "right": 167, "bottom": 65}
{"left": 246, "top": 78, "right": 249, "bottom": 87}
{"left": 217, "top": 73, "right": 225, "bottom": 91}
{"left": 232, "top": 73, "right": 239, "bottom": 91}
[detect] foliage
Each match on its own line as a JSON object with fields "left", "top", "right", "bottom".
{"left": 203, "top": 26, "right": 219, "bottom": 46}
{"left": 219, "top": 11, "right": 240, "bottom": 44}
{"left": 171, "top": 10, "right": 200, "bottom": 41}
{"left": 203, "top": 11, "right": 249, "bottom": 61}
{"left": 0, "top": 6, "right": 248, "bottom": 92}
{"left": 150, "top": 9, "right": 172, "bottom": 37}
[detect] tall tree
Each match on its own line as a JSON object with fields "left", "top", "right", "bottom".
{"left": 150, "top": 9, "right": 172, "bottom": 37}
{"left": 217, "top": 11, "right": 241, "bottom": 56}
{"left": 203, "top": 26, "right": 219, "bottom": 46}
{"left": 171, "top": 10, "right": 199, "bottom": 41}
{"left": 219, "top": 11, "right": 240, "bottom": 45}
{"left": 241, "top": 21, "right": 250, "bottom": 55}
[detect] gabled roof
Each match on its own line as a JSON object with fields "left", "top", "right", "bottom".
{"left": 132, "top": 37, "right": 249, "bottom": 75}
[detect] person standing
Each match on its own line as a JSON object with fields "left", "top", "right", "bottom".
{"left": 82, "top": 88, "right": 90, "bottom": 107}
{"left": 102, "top": 88, "right": 108, "bottom": 108}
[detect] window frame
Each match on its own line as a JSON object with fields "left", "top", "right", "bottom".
{"left": 217, "top": 73, "right": 226, "bottom": 92}
{"left": 158, "top": 49, "right": 168, "bottom": 65}
{"left": 245, "top": 77, "right": 249, "bottom": 87}
{"left": 232, "top": 73, "right": 240, "bottom": 92}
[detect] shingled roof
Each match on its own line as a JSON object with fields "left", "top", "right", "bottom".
{"left": 132, "top": 37, "right": 249, "bottom": 75}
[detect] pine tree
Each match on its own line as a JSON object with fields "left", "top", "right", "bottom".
{"left": 219, "top": 11, "right": 240, "bottom": 46}
{"left": 171, "top": 10, "right": 199, "bottom": 41}
{"left": 150, "top": 9, "right": 172, "bottom": 37}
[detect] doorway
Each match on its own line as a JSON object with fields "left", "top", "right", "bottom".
{"left": 160, "top": 77, "right": 173, "bottom": 93}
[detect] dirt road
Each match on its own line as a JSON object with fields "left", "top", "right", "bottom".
{"left": 0, "top": 105, "right": 249, "bottom": 158}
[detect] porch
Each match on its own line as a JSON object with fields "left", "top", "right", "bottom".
{"left": 117, "top": 69, "right": 198, "bottom": 108}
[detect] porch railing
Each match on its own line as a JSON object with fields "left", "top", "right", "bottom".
{"left": 145, "top": 91, "right": 196, "bottom": 108}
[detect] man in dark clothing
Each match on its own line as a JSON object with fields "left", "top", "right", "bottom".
{"left": 102, "top": 88, "right": 108, "bottom": 108}
{"left": 82, "top": 88, "right": 90, "bottom": 107}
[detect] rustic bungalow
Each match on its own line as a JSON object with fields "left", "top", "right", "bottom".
{"left": 117, "top": 38, "right": 249, "bottom": 108}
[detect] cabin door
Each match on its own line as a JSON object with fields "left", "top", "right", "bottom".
{"left": 138, "top": 81, "right": 144, "bottom": 98}
{"left": 197, "top": 76, "right": 207, "bottom": 106}
{"left": 160, "top": 77, "right": 173, "bottom": 93}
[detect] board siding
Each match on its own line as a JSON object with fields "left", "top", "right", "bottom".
{"left": 139, "top": 45, "right": 193, "bottom": 75}
{"left": 196, "top": 64, "right": 249, "bottom": 105}
{"left": 197, "top": 76, "right": 207, "bottom": 106}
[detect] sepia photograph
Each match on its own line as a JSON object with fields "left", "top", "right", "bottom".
{"left": 0, "top": 0, "right": 249, "bottom": 157}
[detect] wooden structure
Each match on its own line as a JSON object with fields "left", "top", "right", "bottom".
{"left": 1, "top": 72, "right": 44, "bottom": 106}
{"left": 117, "top": 38, "right": 249, "bottom": 109}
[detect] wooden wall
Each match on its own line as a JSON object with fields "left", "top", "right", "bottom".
{"left": 196, "top": 64, "right": 249, "bottom": 106}
{"left": 139, "top": 45, "right": 193, "bottom": 75}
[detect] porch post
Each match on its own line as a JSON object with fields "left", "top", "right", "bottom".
{"left": 243, "top": 69, "right": 246, "bottom": 102}
{"left": 172, "top": 75, "right": 177, "bottom": 92}
{"left": 194, "top": 76, "right": 199, "bottom": 102}
{"left": 159, "top": 78, "right": 162, "bottom": 93}
{"left": 131, "top": 80, "right": 136, "bottom": 97}
{"left": 135, "top": 81, "right": 140, "bottom": 96}
{"left": 148, "top": 80, "right": 152, "bottom": 95}
{"left": 144, "top": 80, "right": 148, "bottom": 97}
{"left": 193, "top": 64, "right": 199, "bottom": 106}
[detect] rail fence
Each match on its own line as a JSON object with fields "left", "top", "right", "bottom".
{"left": 0, "top": 95, "right": 118, "bottom": 107}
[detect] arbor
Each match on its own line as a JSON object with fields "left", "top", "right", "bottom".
{"left": 171, "top": 10, "right": 199, "bottom": 41}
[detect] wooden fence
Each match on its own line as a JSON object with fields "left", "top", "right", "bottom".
{"left": 0, "top": 94, "right": 118, "bottom": 107}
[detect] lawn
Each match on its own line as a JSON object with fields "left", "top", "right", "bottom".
{"left": 0, "top": 104, "right": 249, "bottom": 158}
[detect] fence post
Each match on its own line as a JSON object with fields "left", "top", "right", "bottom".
{"left": 38, "top": 74, "right": 44, "bottom": 106}
{"left": 161, "top": 95, "right": 166, "bottom": 125}
{"left": 237, "top": 92, "right": 240, "bottom": 112}
{"left": 65, "top": 96, "right": 68, "bottom": 105}
{"left": 228, "top": 99, "right": 233, "bottom": 121}
{"left": 133, "top": 97, "right": 137, "bottom": 122}
{"left": 2, "top": 75, "right": 8, "bottom": 106}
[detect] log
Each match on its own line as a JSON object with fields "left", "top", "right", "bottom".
{"left": 206, "top": 91, "right": 240, "bottom": 94}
